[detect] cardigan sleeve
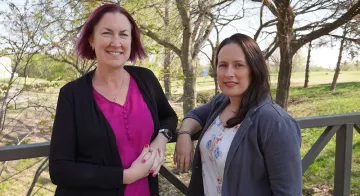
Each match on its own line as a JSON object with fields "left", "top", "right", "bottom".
{"left": 183, "top": 102, "right": 211, "bottom": 129}
{"left": 183, "top": 93, "right": 225, "bottom": 128}
{"left": 263, "top": 117, "right": 302, "bottom": 196}
{"left": 49, "top": 86, "right": 124, "bottom": 189}
{"left": 149, "top": 70, "right": 178, "bottom": 134}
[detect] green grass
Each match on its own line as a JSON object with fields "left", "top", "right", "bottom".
{"left": 286, "top": 82, "right": 360, "bottom": 195}
{"left": 287, "top": 82, "right": 360, "bottom": 117}
{"left": 272, "top": 71, "right": 360, "bottom": 85}
{"left": 0, "top": 158, "right": 55, "bottom": 196}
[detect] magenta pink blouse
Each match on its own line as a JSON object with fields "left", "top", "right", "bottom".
{"left": 93, "top": 76, "right": 154, "bottom": 196}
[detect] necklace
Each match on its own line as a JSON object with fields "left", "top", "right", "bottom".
{"left": 113, "top": 69, "right": 125, "bottom": 102}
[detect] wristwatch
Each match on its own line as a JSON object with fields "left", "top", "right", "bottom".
{"left": 159, "top": 129, "right": 172, "bottom": 142}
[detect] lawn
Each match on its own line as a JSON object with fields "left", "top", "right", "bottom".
{"left": 287, "top": 82, "right": 360, "bottom": 195}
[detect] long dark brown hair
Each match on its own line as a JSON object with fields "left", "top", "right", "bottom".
{"left": 216, "top": 33, "right": 271, "bottom": 128}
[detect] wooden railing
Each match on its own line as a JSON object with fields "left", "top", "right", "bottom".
{"left": 1, "top": 112, "right": 360, "bottom": 196}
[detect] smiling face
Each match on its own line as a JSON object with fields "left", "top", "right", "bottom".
{"left": 217, "top": 43, "right": 251, "bottom": 99}
{"left": 89, "top": 12, "right": 132, "bottom": 69}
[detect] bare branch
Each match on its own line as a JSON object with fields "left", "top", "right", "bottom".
{"left": 294, "top": 0, "right": 334, "bottom": 15}
{"left": 210, "top": 0, "right": 235, "bottom": 8}
{"left": 200, "top": 50, "right": 212, "bottom": 63}
{"left": 192, "top": 19, "right": 215, "bottom": 59}
{"left": 293, "top": 0, "right": 360, "bottom": 52}
{"left": 254, "top": 17, "right": 277, "bottom": 41}
{"left": 140, "top": 26, "right": 182, "bottom": 57}
{"left": 252, "top": 0, "right": 278, "bottom": 17}
{"left": 26, "top": 158, "right": 49, "bottom": 196}
{"left": 294, "top": 6, "right": 341, "bottom": 33}
{"left": 264, "top": 37, "right": 278, "bottom": 60}
{"left": 328, "top": 34, "right": 360, "bottom": 43}
{"left": 192, "top": 14, "right": 205, "bottom": 42}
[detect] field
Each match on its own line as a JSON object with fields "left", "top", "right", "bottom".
{"left": 169, "top": 71, "right": 360, "bottom": 94}
{"left": 0, "top": 71, "right": 360, "bottom": 196}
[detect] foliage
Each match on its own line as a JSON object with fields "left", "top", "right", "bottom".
{"left": 341, "top": 60, "right": 360, "bottom": 71}
{"left": 196, "top": 89, "right": 214, "bottom": 104}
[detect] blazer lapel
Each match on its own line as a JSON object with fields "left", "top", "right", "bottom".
{"left": 223, "top": 95, "right": 271, "bottom": 177}
{"left": 223, "top": 117, "right": 253, "bottom": 176}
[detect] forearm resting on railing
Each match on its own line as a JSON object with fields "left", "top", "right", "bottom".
{"left": 177, "top": 118, "right": 202, "bottom": 136}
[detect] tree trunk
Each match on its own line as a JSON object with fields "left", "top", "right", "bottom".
{"left": 276, "top": 47, "right": 293, "bottom": 109}
{"left": 214, "top": 76, "right": 219, "bottom": 95}
{"left": 163, "top": 48, "right": 171, "bottom": 98}
{"left": 182, "top": 59, "right": 196, "bottom": 114}
{"left": 275, "top": 4, "right": 295, "bottom": 110}
{"left": 163, "top": 0, "right": 171, "bottom": 99}
{"left": 176, "top": 0, "right": 196, "bottom": 114}
{"left": 304, "top": 41, "right": 312, "bottom": 88}
{"left": 181, "top": 16, "right": 196, "bottom": 114}
{"left": 330, "top": 29, "right": 347, "bottom": 91}
{"left": 211, "top": 45, "right": 219, "bottom": 95}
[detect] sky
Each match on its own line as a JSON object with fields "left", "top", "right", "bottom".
{"left": 1, "top": 0, "right": 358, "bottom": 69}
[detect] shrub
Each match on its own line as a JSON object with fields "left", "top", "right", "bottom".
{"left": 197, "top": 90, "right": 215, "bottom": 104}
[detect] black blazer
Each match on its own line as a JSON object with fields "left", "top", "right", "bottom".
{"left": 49, "top": 66, "right": 178, "bottom": 196}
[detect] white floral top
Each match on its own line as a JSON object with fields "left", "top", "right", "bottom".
{"left": 199, "top": 115, "right": 241, "bottom": 196}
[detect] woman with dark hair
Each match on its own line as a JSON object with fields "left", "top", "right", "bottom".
{"left": 49, "top": 3, "right": 177, "bottom": 196}
{"left": 174, "top": 33, "right": 302, "bottom": 196}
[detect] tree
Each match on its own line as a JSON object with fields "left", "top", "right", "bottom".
{"left": 330, "top": 28, "right": 347, "bottom": 91}
{"left": 329, "top": 1, "right": 360, "bottom": 91}
{"left": 304, "top": 41, "right": 312, "bottom": 88}
{"left": 36, "top": 0, "right": 99, "bottom": 78}
{"left": 163, "top": 0, "right": 172, "bottom": 98}
{"left": 0, "top": 1, "right": 47, "bottom": 129}
{"left": 0, "top": 2, "right": 58, "bottom": 195}
{"left": 253, "top": 0, "right": 360, "bottom": 109}
{"left": 134, "top": 0, "right": 236, "bottom": 114}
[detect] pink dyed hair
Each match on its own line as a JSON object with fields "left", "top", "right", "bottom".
{"left": 75, "top": 4, "right": 147, "bottom": 62}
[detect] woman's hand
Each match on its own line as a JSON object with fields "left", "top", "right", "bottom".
{"left": 125, "top": 144, "right": 157, "bottom": 184}
{"left": 149, "top": 133, "right": 168, "bottom": 177}
{"left": 174, "top": 133, "right": 193, "bottom": 172}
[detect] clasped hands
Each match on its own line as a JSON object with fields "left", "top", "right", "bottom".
{"left": 129, "top": 135, "right": 167, "bottom": 181}
{"left": 129, "top": 132, "right": 193, "bottom": 183}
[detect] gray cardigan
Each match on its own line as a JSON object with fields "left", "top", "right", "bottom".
{"left": 185, "top": 94, "right": 302, "bottom": 196}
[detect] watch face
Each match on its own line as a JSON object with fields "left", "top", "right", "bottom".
{"left": 165, "top": 129, "right": 172, "bottom": 137}
{"left": 161, "top": 129, "right": 172, "bottom": 140}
